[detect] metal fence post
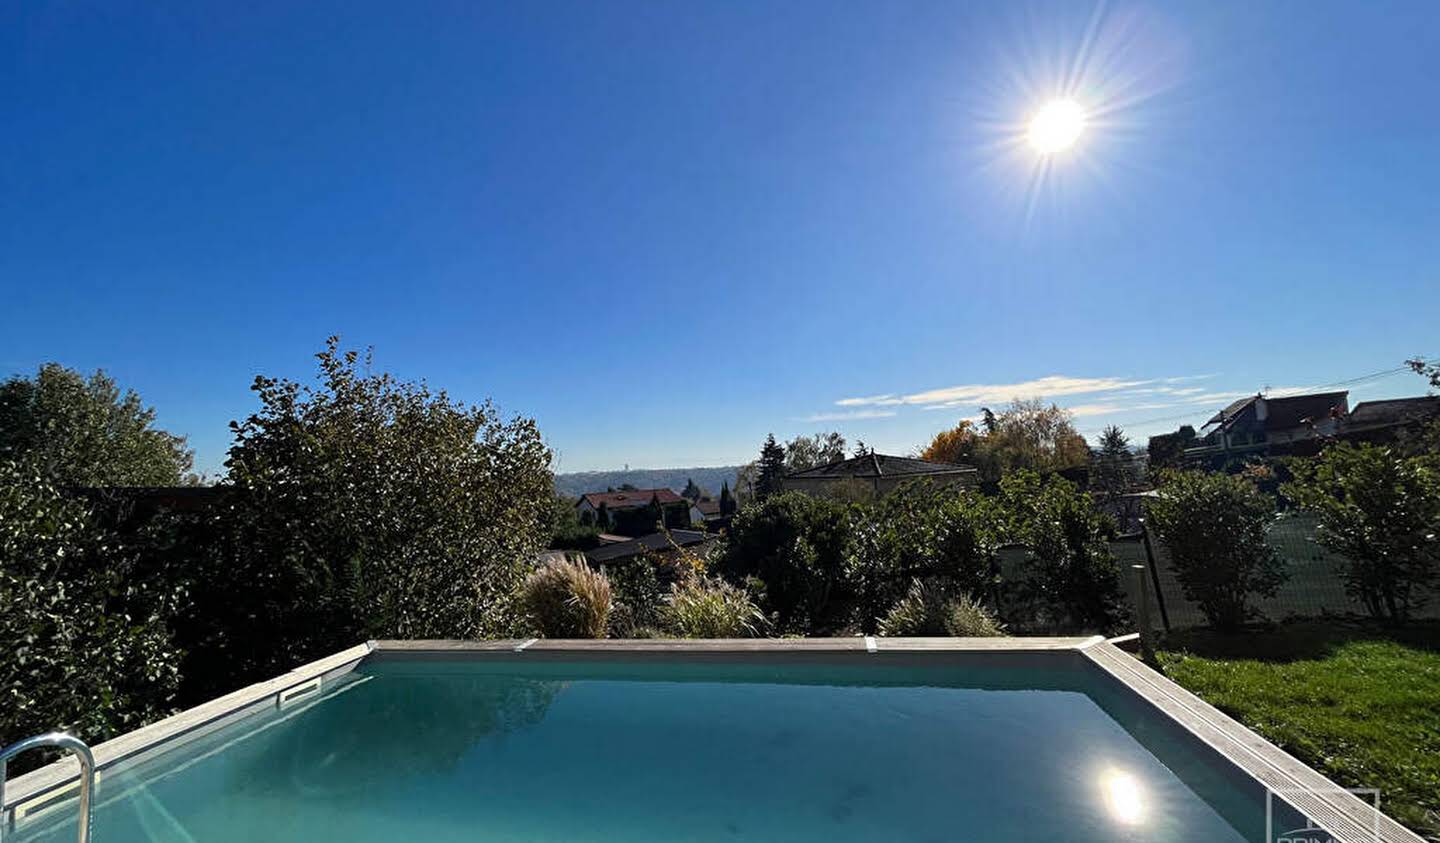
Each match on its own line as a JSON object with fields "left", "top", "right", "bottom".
{"left": 1138, "top": 517, "right": 1171, "bottom": 633}
{"left": 1132, "top": 564, "right": 1156, "bottom": 663}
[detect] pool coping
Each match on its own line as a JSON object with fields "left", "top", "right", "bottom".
{"left": 3, "top": 637, "right": 1421, "bottom": 843}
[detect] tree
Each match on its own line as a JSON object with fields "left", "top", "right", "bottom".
{"left": 1146, "top": 471, "right": 1287, "bottom": 630}
{"left": 183, "top": 338, "right": 553, "bottom": 688}
{"left": 548, "top": 495, "right": 602, "bottom": 550}
{"left": 784, "top": 432, "right": 846, "bottom": 472}
{"left": 718, "top": 491, "right": 853, "bottom": 632}
{"left": 1408, "top": 357, "right": 1439, "bottom": 390}
{"left": 999, "top": 471, "right": 1127, "bottom": 633}
{"left": 718, "top": 481, "right": 736, "bottom": 516}
{"left": 919, "top": 419, "right": 983, "bottom": 466}
{"left": 735, "top": 462, "right": 758, "bottom": 501}
{"left": 1285, "top": 444, "right": 1440, "bottom": 624}
{"left": 919, "top": 400, "right": 1089, "bottom": 481}
{"left": 1147, "top": 425, "right": 1197, "bottom": 474}
{"left": 1091, "top": 425, "right": 1134, "bottom": 502}
{"left": 0, "top": 459, "right": 182, "bottom": 757}
{"left": 755, "top": 434, "right": 787, "bottom": 499}
{"left": 0, "top": 363, "right": 194, "bottom": 486}
{"left": 681, "top": 477, "right": 705, "bottom": 501}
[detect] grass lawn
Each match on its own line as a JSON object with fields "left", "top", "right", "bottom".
{"left": 1158, "top": 620, "right": 1440, "bottom": 840}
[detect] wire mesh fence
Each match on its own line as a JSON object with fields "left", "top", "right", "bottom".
{"left": 1119, "top": 513, "right": 1440, "bottom": 631}
{"left": 994, "top": 513, "right": 1437, "bottom": 633}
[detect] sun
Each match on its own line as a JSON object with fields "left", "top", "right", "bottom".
{"left": 1027, "top": 99, "right": 1087, "bottom": 155}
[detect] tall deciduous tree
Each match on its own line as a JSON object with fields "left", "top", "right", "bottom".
{"left": 920, "top": 400, "right": 1089, "bottom": 481}
{"left": 0, "top": 363, "right": 194, "bottom": 486}
{"left": 784, "top": 432, "right": 846, "bottom": 472}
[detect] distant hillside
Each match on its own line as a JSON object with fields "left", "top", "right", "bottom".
{"left": 555, "top": 466, "right": 743, "bottom": 499}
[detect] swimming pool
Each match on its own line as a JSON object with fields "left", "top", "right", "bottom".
{"left": 2, "top": 639, "right": 1415, "bottom": 843}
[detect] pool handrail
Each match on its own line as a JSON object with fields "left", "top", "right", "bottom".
{"left": 0, "top": 732, "right": 94, "bottom": 843}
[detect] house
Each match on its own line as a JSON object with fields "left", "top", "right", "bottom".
{"left": 583, "top": 529, "right": 717, "bottom": 566}
{"left": 575, "top": 488, "right": 689, "bottom": 532}
{"left": 1341, "top": 396, "right": 1440, "bottom": 443}
{"left": 688, "top": 496, "right": 724, "bottom": 526}
{"left": 1187, "top": 391, "right": 1349, "bottom": 461}
{"left": 1186, "top": 390, "right": 1440, "bottom": 462}
{"left": 782, "top": 453, "right": 978, "bottom": 498}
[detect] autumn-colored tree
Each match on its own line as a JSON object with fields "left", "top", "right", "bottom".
{"left": 919, "top": 400, "right": 1089, "bottom": 481}
{"left": 920, "top": 419, "right": 983, "bottom": 466}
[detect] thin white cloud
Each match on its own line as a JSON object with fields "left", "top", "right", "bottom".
{"left": 838, "top": 375, "right": 1154, "bottom": 410}
{"left": 1065, "top": 403, "right": 1128, "bottom": 417}
{"left": 835, "top": 394, "right": 904, "bottom": 407}
{"left": 795, "top": 409, "right": 899, "bottom": 422}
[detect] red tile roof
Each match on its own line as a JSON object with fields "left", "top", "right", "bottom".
{"left": 577, "top": 488, "right": 686, "bottom": 511}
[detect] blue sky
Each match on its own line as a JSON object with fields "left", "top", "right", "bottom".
{"left": 3, "top": 1, "right": 1437, "bottom": 476}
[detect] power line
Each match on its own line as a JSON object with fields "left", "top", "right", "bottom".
{"left": 1090, "top": 360, "right": 1431, "bottom": 434}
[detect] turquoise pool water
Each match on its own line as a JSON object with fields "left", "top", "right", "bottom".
{"left": 17, "top": 655, "right": 1277, "bottom": 842}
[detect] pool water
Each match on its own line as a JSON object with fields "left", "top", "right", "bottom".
{"left": 18, "top": 656, "right": 1273, "bottom": 842}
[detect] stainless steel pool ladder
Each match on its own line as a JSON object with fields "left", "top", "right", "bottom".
{"left": 0, "top": 732, "right": 95, "bottom": 843}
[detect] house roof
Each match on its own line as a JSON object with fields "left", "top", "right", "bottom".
{"left": 585, "top": 530, "right": 712, "bottom": 564}
{"left": 577, "top": 488, "right": 686, "bottom": 510}
{"left": 784, "top": 452, "right": 976, "bottom": 480}
{"left": 692, "top": 498, "right": 723, "bottom": 516}
{"left": 1203, "top": 392, "right": 1349, "bottom": 432}
{"left": 1347, "top": 396, "right": 1440, "bottom": 427}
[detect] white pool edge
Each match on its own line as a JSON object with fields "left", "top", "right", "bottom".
{"left": 3, "top": 637, "right": 1421, "bottom": 843}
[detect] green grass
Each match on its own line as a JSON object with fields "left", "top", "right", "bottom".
{"left": 1158, "top": 621, "right": 1440, "bottom": 839}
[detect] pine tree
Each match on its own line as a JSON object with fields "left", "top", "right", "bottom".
{"left": 1093, "top": 425, "right": 1133, "bottom": 502}
{"left": 756, "top": 434, "right": 787, "bottom": 499}
{"left": 682, "top": 477, "right": 704, "bottom": 501}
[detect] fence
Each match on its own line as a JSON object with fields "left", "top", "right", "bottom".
{"left": 995, "top": 512, "right": 1438, "bottom": 633}
{"left": 1120, "top": 513, "right": 1439, "bottom": 631}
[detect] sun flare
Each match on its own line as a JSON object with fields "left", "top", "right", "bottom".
{"left": 1027, "top": 99, "right": 1086, "bottom": 155}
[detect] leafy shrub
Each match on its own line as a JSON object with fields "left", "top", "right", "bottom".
{"left": 0, "top": 461, "right": 182, "bottom": 758}
{"left": 604, "top": 557, "right": 666, "bottom": 637}
{"left": 181, "top": 337, "right": 554, "bottom": 692}
{"left": 663, "top": 576, "right": 767, "bottom": 638}
{"left": 718, "top": 491, "right": 853, "bottom": 632}
{"left": 876, "top": 579, "right": 1004, "bottom": 637}
{"left": 999, "top": 471, "right": 1128, "bottom": 633}
{"left": 521, "top": 557, "right": 613, "bottom": 638}
{"left": 1147, "top": 470, "right": 1287, "bottom": 630}
{"left": 1285, "top": 445, "right": 1440, "bottom": 623}
{"left": 847, "top": 481, "right": 1003, "bottom": 633}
